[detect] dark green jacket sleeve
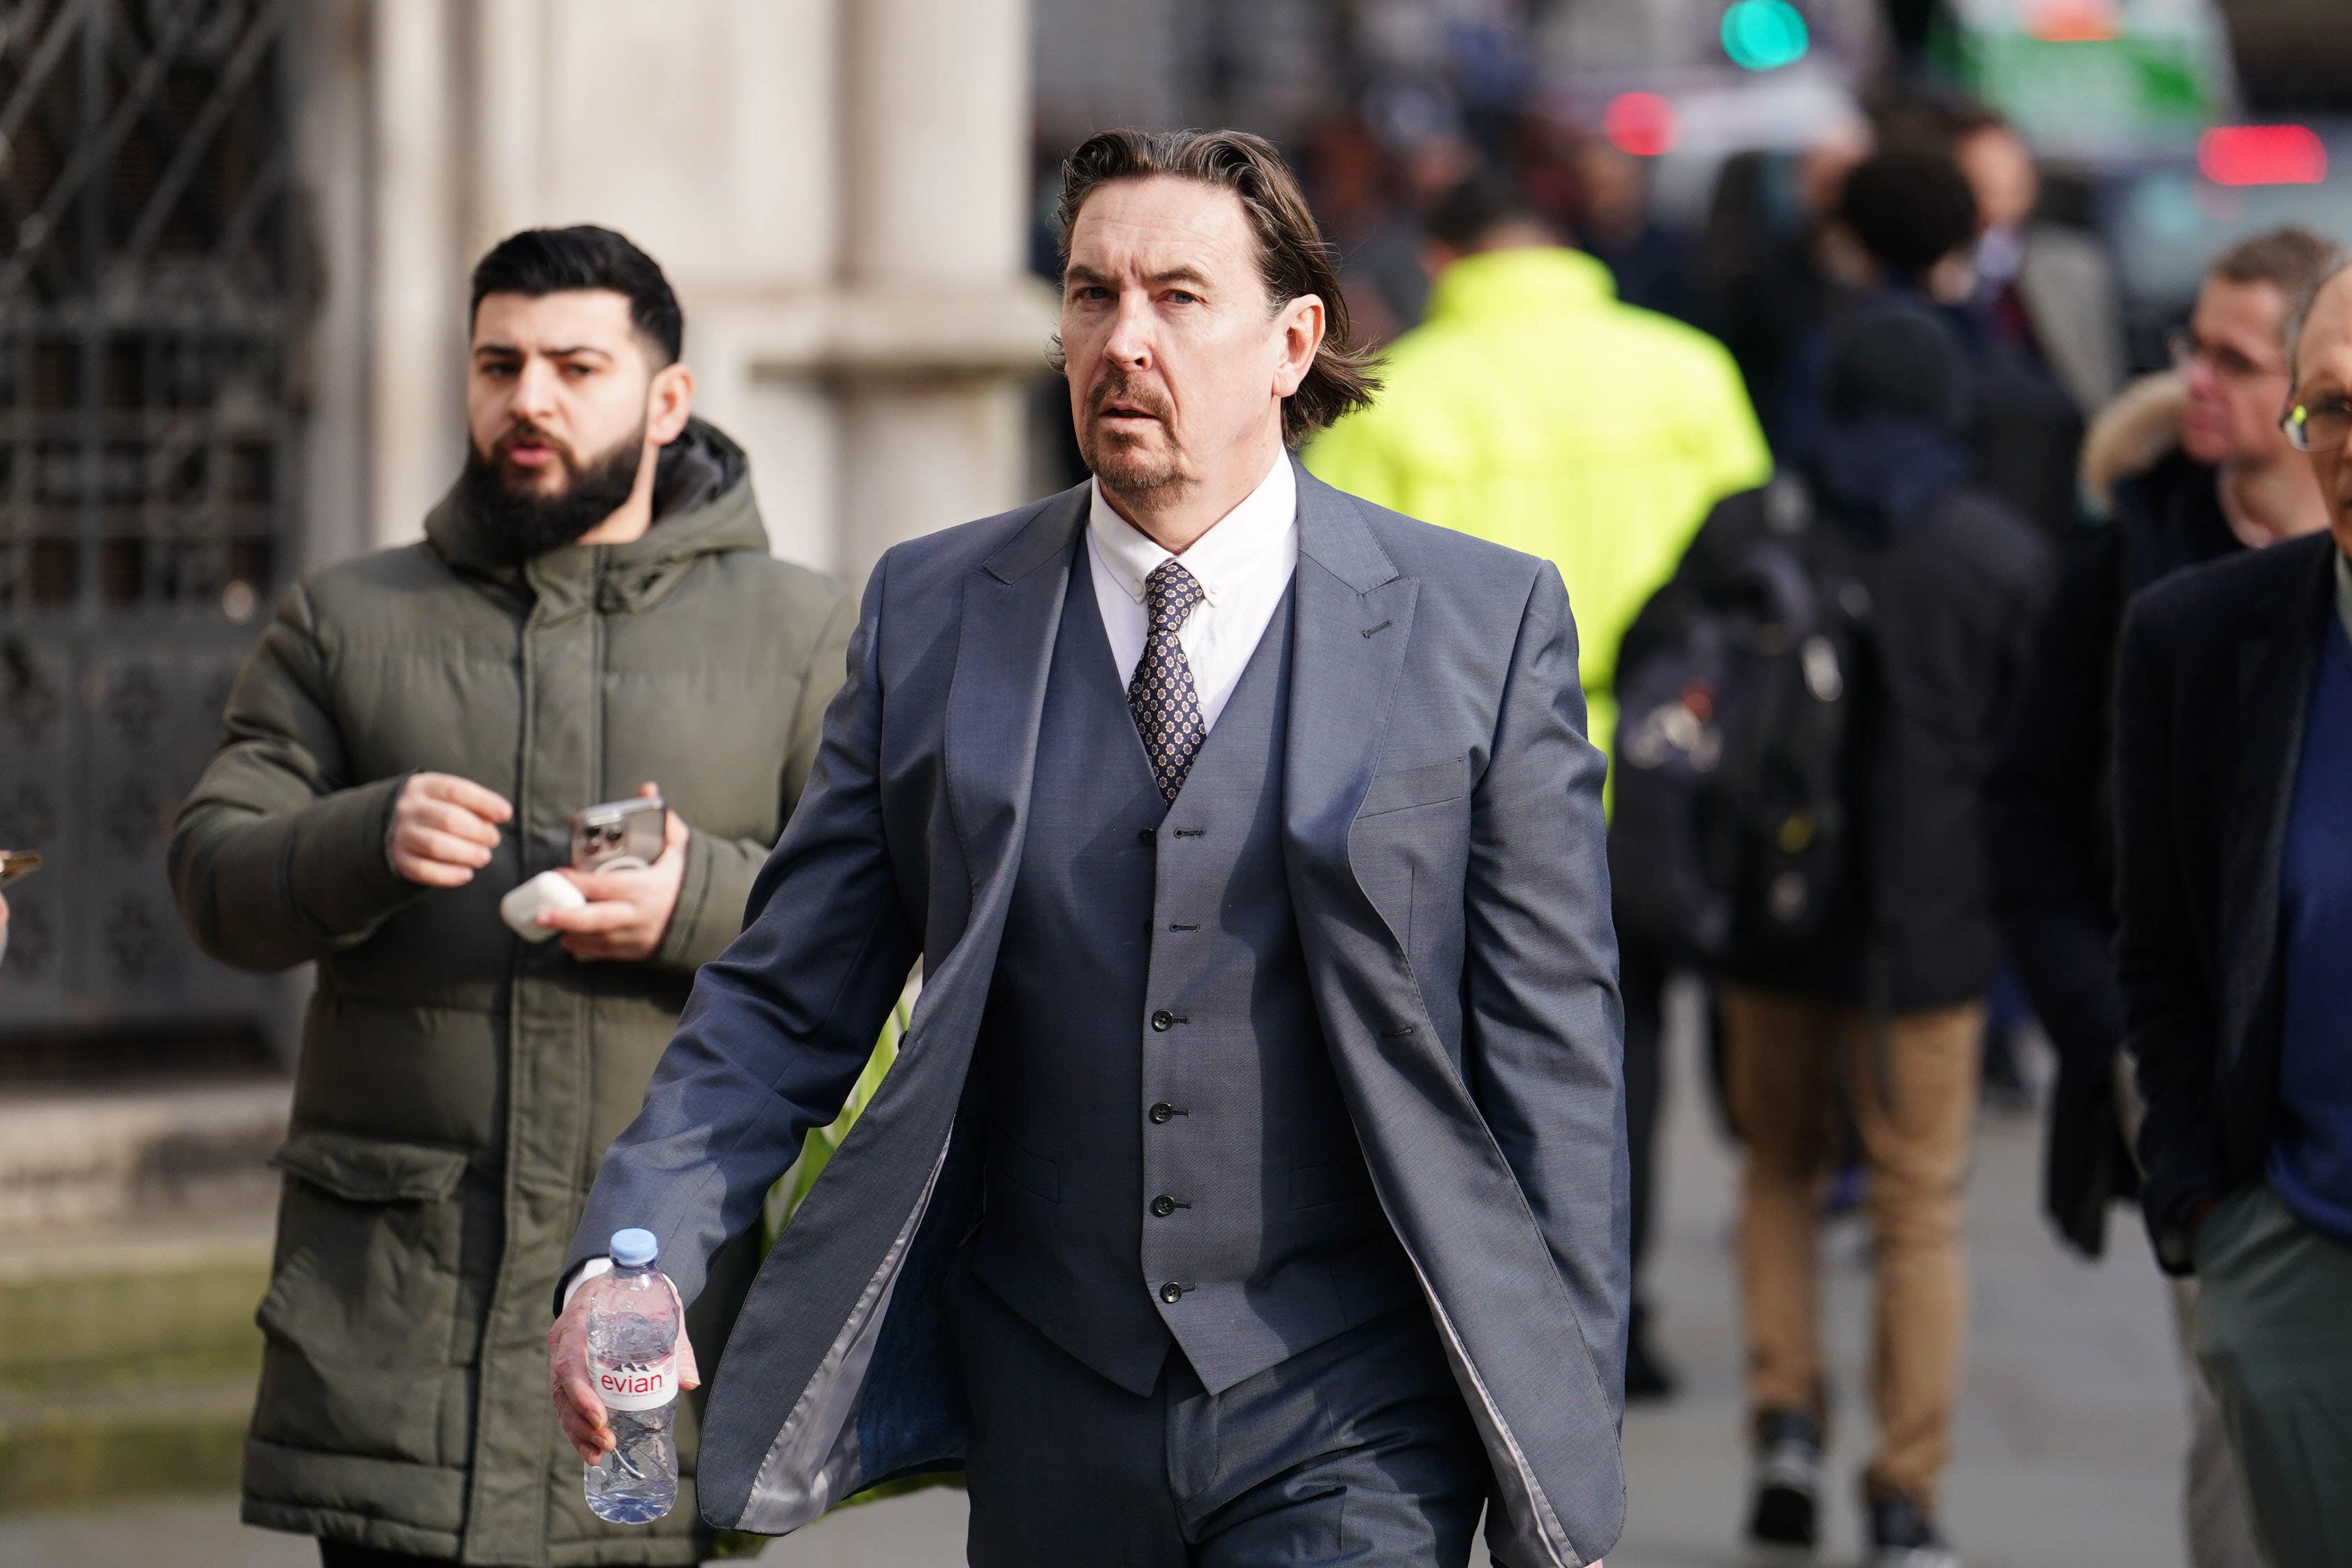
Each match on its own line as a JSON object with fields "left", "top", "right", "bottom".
{"left": 169, "top": 581, "right": 423, "bottom": 971}
{"left": 655, "top": 585, "right": 857, "bottom": 973}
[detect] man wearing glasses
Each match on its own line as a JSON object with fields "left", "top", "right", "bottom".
{"left": 2114, "top": 246, "right": 2352, "bottom": 1568}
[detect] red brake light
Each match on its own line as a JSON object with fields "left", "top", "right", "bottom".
{"left": 2198, "top": 126, "right": 2328, "bottom": 188}
{"left": 1602, "top": 93, "right": 1679, "bottom": 159}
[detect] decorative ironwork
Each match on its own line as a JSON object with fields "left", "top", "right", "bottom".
{"left": 0, "top": 0, "right": 298, "bottom": 1050}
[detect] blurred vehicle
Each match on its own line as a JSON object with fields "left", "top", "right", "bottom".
{"left": 1940, "top": 0, "right": 2239, "bottom": 160}
{"left": 2087, "top": 122, "right": 2352, "bottom": 369}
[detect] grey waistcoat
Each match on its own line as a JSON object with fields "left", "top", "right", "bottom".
{"left": 969, "top": 548, "right": 1416, "bottom": 1396}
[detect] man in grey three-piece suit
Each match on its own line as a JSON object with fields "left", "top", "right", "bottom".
{"left": 550, "top": 128, "right": 1629, "bottom": 1567}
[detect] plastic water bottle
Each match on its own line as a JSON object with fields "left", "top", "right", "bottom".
{"left": 583, "top": 1228, "right": 680, "bottom": 1523}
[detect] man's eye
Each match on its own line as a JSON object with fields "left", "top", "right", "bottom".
{"left": 1070, "top": 285, "right": 1110, "bottom": 302}
{"left": 562, "top": 364, "right": 593, "bottom": 379}
{"left": 1167, "top": 290, "right": 1200, "bottom": 305}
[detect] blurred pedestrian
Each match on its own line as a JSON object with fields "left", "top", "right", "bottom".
{"left": 552, "top": 129, "right": 1630, "bottom": 1568}
{"left": 1810, "top": 149, "right": 2085, "bottom": 546}
{"left": 1876, "top": 87, "right": 2127, "bottom": 419}
{"left": 169, "top": 226, "right": 851, "bottom": 1568}
{"left": 1989, "top": 225, "right": 2334, "bottom": 1568}
{"left": 1671, "top": 299, "right": 2048, "bottom": 1567}
{"left": 1947, "top": 100, "right": 2126, "bottom": 419}
{"left": 1307, "top": 168, "right": 1769, "bottom": 1404}
{"left": 2115, "top": 252, "right": 2352, "bottom": 1568}
{"left": 1699, "top": 116, "right": 1873, "bottom": 456}
{"left": 1572, "top": 137, "right": 1695, "bottom": 323}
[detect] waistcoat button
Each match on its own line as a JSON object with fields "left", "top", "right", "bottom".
{"left": 1137, "top": 827, "right": 1156, "bottom": 846}
{"left": 1150, "top": 1009, "right": 1175, "bottom": 1032}
{"left": 1149, "top": 1102, "right": 1176, "bottom": 1124}
{"left": 1159, "top": 1281, "right": 1184, "bottom": 1304}
{"left": 1152, "top": 1194, "right": 1177, "bottom": 1217}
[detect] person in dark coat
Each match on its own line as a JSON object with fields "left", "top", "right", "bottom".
{"left": 1990, "top": 229, "right": 2335, "bottom": 1259}
{"left": 1986, "top": 225, "right": 2334, "bottom": 1568}
{"left": 2115, "top": 253, "right": 2352, "bottom": 1568}
{"left": 1659, "top": 296, "right": 2048, "bottom": 1568}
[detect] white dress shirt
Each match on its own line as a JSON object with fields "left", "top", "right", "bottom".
{"left": 1086, "top": 454, "right": 1298, "bottom": 731}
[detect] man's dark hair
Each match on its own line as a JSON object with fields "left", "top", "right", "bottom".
{"left": 469, "top": 225, "right": 684, "bottom": 366}
{"left": 1868, "top": 82, "right": 2006, "bottom": 154}
{"left": 1424, "top": 170, "right": 1553, "bottom": 253}
{"left": 1838, "top": 150, "right": 1981, "bottom": 283}
{"left": 1050, "top": 128, "right": 1378, "bottom": 447}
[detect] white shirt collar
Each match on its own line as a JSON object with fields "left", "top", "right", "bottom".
{"left": 1087, "top": 453, "right": 1297, "bottom": 608}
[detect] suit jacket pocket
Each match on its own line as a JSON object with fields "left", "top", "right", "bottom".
{"left": 251, "top": 1131, "right": 470, "bottom": 1468}
{"left": 985, "top": 1130, "right": 1060, "bottom": 1203}
{"left": 1356, "top": 754, "right": 1469, "bottom": 820}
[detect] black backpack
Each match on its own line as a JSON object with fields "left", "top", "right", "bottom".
{"left": 1609, "top": 473, "right": 1870, "bottom": 966}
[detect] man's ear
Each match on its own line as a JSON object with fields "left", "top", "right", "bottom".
{"left": 646, "top": 361, "right": 696, "bottom": 446}
{"left": 1272, "top": 294, "right": 1325, "bottom": 401}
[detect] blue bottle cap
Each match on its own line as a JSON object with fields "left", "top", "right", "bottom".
{"left": 609, "top": 1228, "right": 658, "bottom": 1268}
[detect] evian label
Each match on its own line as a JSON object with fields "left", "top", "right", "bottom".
{"left": 595, "top": 1352, "right": 678, "bottom": 1412}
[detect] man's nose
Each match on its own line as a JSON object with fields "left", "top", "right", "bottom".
{"left": 1103, "top": 291, "right": 1154, "bottom": 368}
{"left": 509, "top": 358, "right": 561, "bottom": 420}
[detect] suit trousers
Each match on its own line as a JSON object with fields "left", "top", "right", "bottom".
{"left": 1720, "top": 987, "right": 1982, "bottom": 1509}
{"left": 951, "top": 1276, "right": 1488, "bottom": 1567}
{"left": 2194, "top": 1183, "right": 2352, "bottom": 1568}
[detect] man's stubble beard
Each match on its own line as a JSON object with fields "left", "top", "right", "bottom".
{"left": 459, "top": 418, "right": 648, "bottom": 559}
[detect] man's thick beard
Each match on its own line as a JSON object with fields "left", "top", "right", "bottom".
{"left": 459, "top": 423, "right": 647, "bottom": 560}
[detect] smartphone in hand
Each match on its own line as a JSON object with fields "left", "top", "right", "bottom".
{"left": 570, "top": 800, "right": 665, "bottom": 874}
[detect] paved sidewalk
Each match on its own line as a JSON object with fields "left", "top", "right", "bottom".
{"left": 0, "top": 1008, "right": 2195, "bottom": 1567}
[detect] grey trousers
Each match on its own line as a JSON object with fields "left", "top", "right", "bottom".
{"left": 951, "top": 1278, "right": 1489, "bottom": 1567}
{"left": 2168, "top": 1278, "right": 2268, "bottom": 1568}
{"left": 2194, "top": 1185, "right": 2352, "bottom": 1568}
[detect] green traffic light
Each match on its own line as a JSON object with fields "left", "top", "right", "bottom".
{"left": 1722, "top": 0, "right": 1810, "bottom": 71}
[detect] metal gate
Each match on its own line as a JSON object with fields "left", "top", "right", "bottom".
{"left": 0, "top": 0, "right": 297, "bottom": 1052}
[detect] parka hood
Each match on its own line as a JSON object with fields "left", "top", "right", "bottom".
{"left": 424, "top": 417, "right": 769, "bottom": 609}
{"left": 2080, "top": 370, "right": 2185, "bottom": 516}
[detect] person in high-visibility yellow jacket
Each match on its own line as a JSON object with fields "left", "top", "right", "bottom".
{"left": 1308, "top": 174, "right": 1771, "bottom": 1407}
{"left": 1307, "top": 186, "right": 1770, "bottom": 766}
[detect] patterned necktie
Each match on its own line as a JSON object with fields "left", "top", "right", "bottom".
{"left": 1128, "top": 560, "right": 1208, "bottom": 801}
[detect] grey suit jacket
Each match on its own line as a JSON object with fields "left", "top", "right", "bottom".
{"left": 568, "top": 462, "right": 1630, "bottom": 1566}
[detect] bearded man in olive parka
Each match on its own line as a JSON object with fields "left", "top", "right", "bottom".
{"left": 170, "top": 228, "right": 851, "bottom": 1567}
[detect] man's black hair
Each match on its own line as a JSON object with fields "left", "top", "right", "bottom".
{"left": 1837, "top": 150, "right": 1980, "bottom": 283}
{"left": 1425, "top": 170, "right": 1552, "bottom": 253}
{"left": 469, "top": 225, "right": 684, "bottom": 365}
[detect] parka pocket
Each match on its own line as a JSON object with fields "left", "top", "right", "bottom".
{"left": 251, "top": 1130, "right": 470, "bottom": 1468}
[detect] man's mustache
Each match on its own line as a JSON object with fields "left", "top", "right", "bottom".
{"left": 493, "top": 421, "right": 576, "bottom": 466}
{"left": 1089, "top": 376, "right": 1170, "bottom": 421}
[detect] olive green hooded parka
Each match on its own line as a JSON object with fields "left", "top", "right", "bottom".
{"left": 170, "top": 419, "right": 852, "bottom": 1565}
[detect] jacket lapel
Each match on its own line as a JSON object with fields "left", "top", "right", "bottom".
{"left": 942, "top": 484, "right": 1087, "bottom": 887}
{"left": 2220, "top": 537, "right": 2334, "bottom": 1063}
{"left": 1283, "top": 464, "right": 1418, "bottom": 909}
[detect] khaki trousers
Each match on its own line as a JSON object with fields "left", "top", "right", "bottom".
{"left": 1720, "top": 987, "right": 1982, "bottom": 1509}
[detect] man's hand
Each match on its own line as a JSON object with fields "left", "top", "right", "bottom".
{"left": 542, "top": 782, "right": 689, "bottom": 962}
{"left": 388, "top": 773, "right": 514, "bottom": 888}
{"left": 549, "top": 1274, "right": 701, "bottom": 1465}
